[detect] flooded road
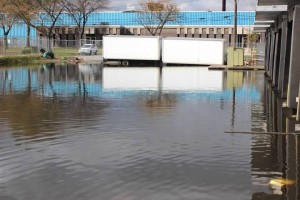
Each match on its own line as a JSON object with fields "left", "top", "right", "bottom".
{"left": 0, "top": 64, "right": 298, "bottom": 200}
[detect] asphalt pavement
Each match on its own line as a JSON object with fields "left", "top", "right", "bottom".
{"left": 77, "top": 55, "right": 103, "bottom": 63}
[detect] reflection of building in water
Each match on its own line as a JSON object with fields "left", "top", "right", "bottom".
{"left": 250, "top": 77, "right": 300, "bottom": 199}
{"left": 37, "top": 64, "right": 102, "bottom": 97}
{"left": 0, "top": 65, "right": 108, "bottom": 142}
{"left": 39, "top": 63, "right": 102, "bottom": 83}
{"left": 250, "top": 76, "right": 283, "bottom": 198}
{"left": 78, "top": 64, "right": 102, "bottom": 83}
{"left": 0, "top": 66, "right": 262, "bottom": 101}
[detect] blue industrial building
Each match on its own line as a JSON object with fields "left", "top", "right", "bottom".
{"left": 0, "top": 11, "right": 255, "bottom": 41}
{"left": 38, "top": 11, "right": 255, "bottom": 27}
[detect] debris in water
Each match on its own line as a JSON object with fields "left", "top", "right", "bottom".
{"left": 269, "top": 178, "right": 295, "bottom": 187}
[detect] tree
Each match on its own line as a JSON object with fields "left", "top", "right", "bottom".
{"left": 137, "top": 0, "right": 180, "bottom": 36}
{"left": 9, "top": 0, "right": 40, "bottom": 47}
{"left": 245, "top": 33, "right": 260, "bottom": 47}
{"left": 61, "top": 0, "right": 109, "bottom": 40}
{"left": 34, "top": 0, "right": 64, "bottom": 48}
{"left": 0, "top": 1, "right": 18, "bottom": 48}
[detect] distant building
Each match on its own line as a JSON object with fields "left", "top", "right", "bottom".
{"left": 1, "top": 11, "right": 256, "bottom": 46}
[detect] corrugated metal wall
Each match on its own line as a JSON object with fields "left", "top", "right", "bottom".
{"left": 0, "top": 23, "right": 37, "bottom": 37}
{"left": 0, "top": 11, "right": 255, "bottom": 37}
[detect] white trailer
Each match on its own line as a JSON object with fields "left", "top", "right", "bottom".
{"left": 162, "top": 38, "right": 225, "bottom": 65}
{"left": 103, "top": 35, "right": 161, "bottom": 66}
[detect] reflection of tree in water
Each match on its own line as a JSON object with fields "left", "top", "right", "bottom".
{"left": 142, "top": 93, "right": 177, "bottom": 113}
{"left": 0, "top": 78, "right": 108, "bottom": 143}
{"left": 0, "top": 93, "right": 108, "bottom": 140}
{"left": 59, "top": 96, "right": 109, "bottom": 120}
{"left": 0, "top": 92, "right": 60, "bottom": 139}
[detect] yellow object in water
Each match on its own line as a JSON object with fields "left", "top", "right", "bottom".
{"left": 269, "top": 178, "right": 295, "bottom": 187}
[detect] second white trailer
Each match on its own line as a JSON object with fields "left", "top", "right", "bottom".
{"left": 162, "top": 38, "right": 225, "bottom": 65}
{"left": 103, "top": 35, "right": 161, "bottom": 66}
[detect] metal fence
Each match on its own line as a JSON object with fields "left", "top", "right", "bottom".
{"left": 0, "top": 37, "right": 103, "bottom": 56}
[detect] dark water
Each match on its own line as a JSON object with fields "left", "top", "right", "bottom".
{"left": 0, "top": 64, "right": 299, "bottom": 200}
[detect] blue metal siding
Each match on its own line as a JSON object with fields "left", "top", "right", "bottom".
{"left": 28, "top": 11, "right": 256, "bottom": 26}
{"left": 77, "top": 11, "right": 255, "bottom": 26}
{"left": 0, "top": 23, "right": 37, "bottom": 37}
{"left": 0, "top": 11, "right": 255, "bottom": 37}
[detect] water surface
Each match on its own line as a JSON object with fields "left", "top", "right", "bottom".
{"left": 0, "top": 64, "right": 298, "bottom": 200}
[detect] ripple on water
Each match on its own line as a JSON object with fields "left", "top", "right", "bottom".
{"left": 0, "top": 67, "right": 282, "bottom": 199}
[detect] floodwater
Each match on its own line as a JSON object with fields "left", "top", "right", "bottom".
{"left": 0, "top": 64, "right": 299, "bottom": 200}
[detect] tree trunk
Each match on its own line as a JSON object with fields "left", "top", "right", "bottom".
{"left": 158, "top": 27, "right": 163, "bottom": 36}
{"left": 48, "top": 35, "right": 51, "bottom": 50}
{"left": 4, "top": 35, "right": 8, "bottom": 49}
{"left": 48, "top": 29, "right": 53, "bottom": 50}
{"left": 80, "top": 30, "right": 84, "bottom": 40}
{"left": 26, "top": 25, "right": 31, "bottom": 47}
{"left": 27, "top": 69, "right": 31, "bottom": 93}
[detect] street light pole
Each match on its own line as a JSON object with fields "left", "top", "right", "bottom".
{"left": 233, "top": 0, "right": 237, "bottom": 48}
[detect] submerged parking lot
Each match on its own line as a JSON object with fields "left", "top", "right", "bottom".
{"left": 0, "top": 64, "right": 298, "bottom": 200}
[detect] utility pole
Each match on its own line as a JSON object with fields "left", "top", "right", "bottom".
{"left": 222, "top": 0, "right": 226, "bottom": 11}
{"left": 233, "top": 0, "right": 237, "bottom": 48}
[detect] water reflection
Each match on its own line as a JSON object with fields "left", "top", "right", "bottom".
{"left": 250, "top": 78, "right": 300, "bottom": 199}
{"left": 0, "top": 64, "right": 299, "bottom": 200}
{"left": 103, "top": 67, "right": 160, "bottom": 91}
{"left": 0, "top": 64, "right": 108, "bottom": 142}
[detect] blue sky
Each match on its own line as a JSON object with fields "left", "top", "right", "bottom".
{"left": 109, "top": 0, "right": 256, "bottom": 11}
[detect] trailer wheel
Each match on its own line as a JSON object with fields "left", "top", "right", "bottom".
{"left": 121, "top": 61, "right": 129, "bottom": 67}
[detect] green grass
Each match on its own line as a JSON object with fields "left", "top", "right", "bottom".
{"left": 52, "top": 47, "right": 79, "bottom": 58}
{"left": 2, "top": 47, "right": 102, "bottom": 59}
{"left": 53, "top": 47, "right": 103, "bottom": 59}
{"left": 4, "top": 47, "right": 23, "bottom": 55}
{"left": 0, "top": 54, "right": 43, "bottom": 66}
{"left": 0, "top": 46, "right": 103, "bottom": 66}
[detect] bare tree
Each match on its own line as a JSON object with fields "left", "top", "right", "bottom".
{"left": 0, "top": 1, "right": 18, "bottom": 48}
{"left": 137, "top": 0, "right": 180, "bottom": 36}
{"left": 34, "top": 0, "right": 64, "bottom": 48}
{"left": 9, "top": 0, "right": 40, "bottom": 47}
{"left": 61, "top": 0, "right": 109, "bottom": 40}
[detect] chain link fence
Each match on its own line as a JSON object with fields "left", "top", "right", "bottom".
{"left": 0, "top": 37, "right": 103, "bottom": 57}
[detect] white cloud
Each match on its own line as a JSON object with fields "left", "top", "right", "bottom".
{"left": 109, "top": 0, "right": 256, "bottom": 11}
